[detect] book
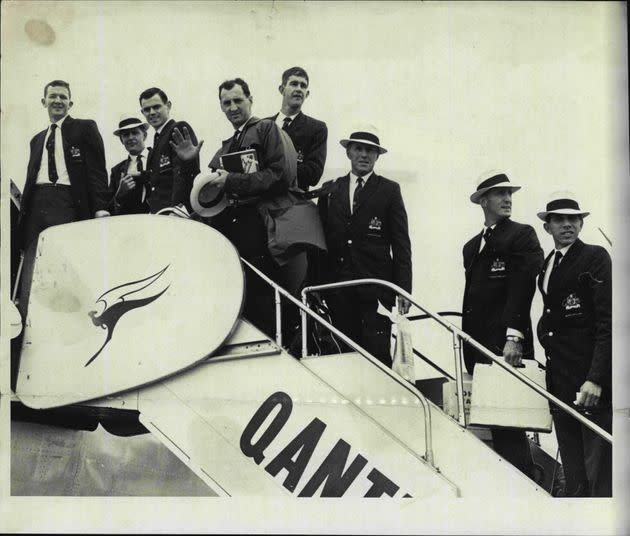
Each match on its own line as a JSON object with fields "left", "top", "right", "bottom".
{"left": 219, "top": 148, "right": 259, "bottom": 173}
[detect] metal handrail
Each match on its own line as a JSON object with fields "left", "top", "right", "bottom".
{"left": 241, "top": 259, "right": 436, "bottom": 467}
{"left": 302, "top": 278, "right": 612, "bottom": 444}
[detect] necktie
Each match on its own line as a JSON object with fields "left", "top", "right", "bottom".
{"left": 352, "top": 176, "right": 364, "bottom": 212}
{"left": 282, "top": 117, "right": 292, "bottom": 131}
{"left": 483, "top": 227, "right": 493, "bottom": 243}
{"left": 552, "top": 250, "right": 563, "bottom": 270}
{"left": 136, "top": 154, "right": 144, "bottom": 172}
{"left": 46, "top": 123, "right": 58, "bottom": 183}
{"left": 228, "top": 129, "right": 241, "bottom": 153}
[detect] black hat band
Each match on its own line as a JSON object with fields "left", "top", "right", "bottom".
{"left": 546, "top": 198, "right": 580, "bottom": 212}
{"left": 349, "top": 131, "right": 381, "bottom": 146}
{"left": 198, "top": 183, "right": 225, "bottom": 208}
{"left": 476, "top": 173, "right": 509, "bottom": 191}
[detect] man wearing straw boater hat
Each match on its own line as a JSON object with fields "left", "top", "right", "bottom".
{"left": 462, "top": 171, "right": 543, "bottom": 479}
{"left": 536, "top": 192, "right": 611, "bottom": 497}
{"left": 318, "top": 128, "right": 412, "bottom": 367}
{"left": 108, "top": 117, "right": 151, "bottom": 215}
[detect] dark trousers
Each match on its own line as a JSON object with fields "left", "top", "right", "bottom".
{"left": 13, "top": 185, "right": 77, "bottom": 389}
{"left": 212, "top": 206, "right": 275, "bottom": 338}
{"left": 548, "top": 370, "right": 612, "bottom": 497}
{"left": 22, "top": 184, "right": 78, "bottom": 250}
{"left": 327, "top": 288, "right": 392, "bottom": 367}
{"left": 491, "top": 428, "right": 535, "bottom": 479}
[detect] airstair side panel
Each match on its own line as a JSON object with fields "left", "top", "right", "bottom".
{"left": 134, "top": 344, "right": 458, "bottom": 498}
{"left": 302, "top": 352, "right": 549, "bottom": 498}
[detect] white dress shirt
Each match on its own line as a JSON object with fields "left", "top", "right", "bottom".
{"left": 349, "top": 171, "right": 373, "bottom": 214}
{"left": 36, "top": 114, "right": 71, "bottom": 185}
{"left": 275, "top": 112, "right": 299, "bottom": 129}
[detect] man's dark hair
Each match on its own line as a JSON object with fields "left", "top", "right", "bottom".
{"left": 281, "top": 66, "right": 309, "bottom": 86}
{"left": 44, "top": 80, "right": 71, "bottom": 99}
{"left": 139, "top": 87, "right": 169, "bottom": 105}
{"left": 545, "top": 213, "right": 584, "bottom": 224}
{"left": 218, "top": 78, "right": 251, "bottom": 99}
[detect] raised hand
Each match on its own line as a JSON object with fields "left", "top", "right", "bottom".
{"left": 170, "top": 126, "right": 204, "bottom": 161}
{"left": 116, "top": 174, "right": 136, "bottom": 198}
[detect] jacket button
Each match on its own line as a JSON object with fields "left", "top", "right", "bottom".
{"left": 546, "top": 309, "right": 551, "bottom": 313}
{"left": 347, "top": 240, "right": 352, "bottom": 245}
{"left": 340, "top": 257, "right": 344, "bottom": 262}
{"left": 548, "top": 332, "right": 554, "bottom": 337}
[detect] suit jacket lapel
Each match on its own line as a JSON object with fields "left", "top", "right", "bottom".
{"left": 287, "top": 111, "right": 304, "bottom": 134}
{"left": 539, "top": 251, "right": 554, "bottom": 295}
{"left": 548, "top": 239, "right": 584, "bottom": 292}
{"left": 353, "top": 173, "right": 380, "bottom": 214}
{"left": 334, "top": 174, "right": 351, "bottom": 217}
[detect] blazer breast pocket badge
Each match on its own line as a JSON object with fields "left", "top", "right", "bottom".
{"left": 69, "top": 146, "right": 82, "bottom": 158}
{"left": 296, "top": 149, "right": 304, "bottom": 163}
{"left": 489, "top": 257, "right": 507, "bottom": 278}
{"left": 562, "top": 292, "right": 583, "bottom": 317}
{"left": 159, "top": 154, "right": 171, "bottom": 169}
{"left": 368, "top": 217, "right": 382, "bottom": 231}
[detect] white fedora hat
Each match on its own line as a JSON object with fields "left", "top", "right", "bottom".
{"left": 190, "top": 171, "right": 228, "bottom": 217}
{"left": 470, "top": 171, "right": 521, "bottom": 204}
{"left": 340, "top": 130, "right": 387, "bottom": 154}
{"left": 114, "top": 117, "right": 149, "bottom": 136}
{"left": 537, "top": 191, "right": 590, "bottom": 221}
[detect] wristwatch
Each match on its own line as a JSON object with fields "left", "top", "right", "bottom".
{"left": 506, "top": 335, "right": 522, "bottom": 343}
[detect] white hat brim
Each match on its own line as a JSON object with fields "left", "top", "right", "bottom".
{"left": 190, "top": 172, "right": 228, "bottom": 217}
{"left": 340, "top": 138, "right": 387, "bottom": 154}
{"left": 114, "top": 123, "right": 149, "bottom": 136}
{"left": 537, "top": 208, "right": 590, "bottom": 221}
{"left": 470, "top": 182, "right": 521, "bottom": 204}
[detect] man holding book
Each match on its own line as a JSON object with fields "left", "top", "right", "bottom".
{"left": 171, "top": 78, "right": 325, "bottom": 338}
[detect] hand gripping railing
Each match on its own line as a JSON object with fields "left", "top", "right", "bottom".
{"left": 240, "top": 260, "right": 436, "bottom": 467}
{"left": 301, "top": 278, "right": 612, "bottom": 445}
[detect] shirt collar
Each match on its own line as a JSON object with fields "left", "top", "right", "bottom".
{"left": 50, "top": 114, "right": 68, "bottom": 128}
{"left": 554, "top": 243, "right": 574, "bottom": 256}
{"left": 130, "top": 148, "right": 149, "bottom": 160}
{"left": 279, "top": 111, "right": 299, "bottom": 122}
{"left": 350, "top": 170, "right": 374, "bottom": 183}
{"left": 482, "top": 223, "right": 497, "bottom": 234}
{"left": 156, "top": 120, "right": 171, "bottom": 135}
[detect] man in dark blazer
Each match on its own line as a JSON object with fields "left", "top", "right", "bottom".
{"left": 269, "top": 66, "right": 327, "bottom": 191}
{"left": 139, "top": 87, "right": 200, "bottom": 214}
{"left": 318, "top": 130, "right": 412, "bottom": 366}
{"left": 108, "top": 117, "right": 151, "bottom": 215}
{"left": 18, "top": 80, "right": 110, "bottom": 250}
{"left": 462, "top": 171, "right": 544, "bottom": 479}
{"left": 536, "top": 193, "right": 611, "bottom": 497}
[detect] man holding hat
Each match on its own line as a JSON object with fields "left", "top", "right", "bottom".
{"left": 109, "top": 117, "right": 151, "bottom": 215}
{"left": 536, "top": 192, "right": 612, "bottom": 497}
{"left": 462, "top": 171, "right": 543, "bottom": 478}
{"left": 317, "top": 129, "right": 412, "bottom": 366}
{"left": 171, "top": 78, "right": 325, "bottom": 338}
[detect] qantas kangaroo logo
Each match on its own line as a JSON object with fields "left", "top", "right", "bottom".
{"left": 85, "top": 265, "right": 171, "bottom": 367}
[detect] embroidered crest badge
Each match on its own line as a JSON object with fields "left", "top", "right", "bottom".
{"left": 70, "top": 146, "right": 81, "bottom": 158}
{"left": 159, "top": 154, "right": 171, "bottom": 168}
{"left": 368, "top": 217, "right": 382, "bottom": 231}
{"left": 296, "top": 149, "right": 304, "bottom": 163}
{"left": 490, "top": 258, "right": 506, "bottom": 272}
{"left": 562, "top": 293, "right": 581, "bottom": 311}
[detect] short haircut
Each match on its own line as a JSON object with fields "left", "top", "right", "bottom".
{"left": 218, "top": 78, "right": 251, "bottom": 99}
{"left": 545, "top": 213, "right": 584, "bottom": 224}
{"left": 281, "top": 66, "right": 309, "bottom": 86}
{"left": 139, "top": 87, "right": 168, "bottom": 105}
{"left": 44, "top": 80, "right": 71, "bottom": 99}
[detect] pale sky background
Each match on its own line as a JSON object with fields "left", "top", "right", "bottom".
{"left": 1, "top": 1, "right": 628, "bottom": 533}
